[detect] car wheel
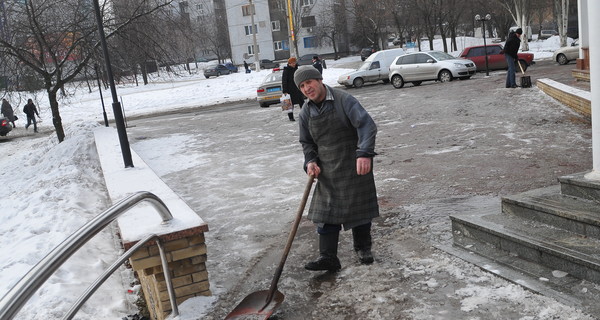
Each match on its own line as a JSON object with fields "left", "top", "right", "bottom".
{"left": 205, "top": 76, "right": 210, "bottom": 79}
{"left": 353, "top": 78, "right": 364, "bottom": 88}
{"left": 217, "top": 71, "right": 221, "bottom": 76}
{"left": 438, "top": 70, "right": 452, "bottom": 82}
{"left": 361, "top": 57, "right": 366, "bottom": 61}
{"left": 259, "top": 103, "right": 269, "bottom": 108}
{"left": 557, "top": 53, "right": 568, "bottom": 65}
{"left": 391, "top": 75, "right": 404, "bottom": 89}
{"left": 412, "top": 81, "right": 422, "bottom": 86}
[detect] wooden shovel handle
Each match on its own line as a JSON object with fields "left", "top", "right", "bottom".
{"left": 517, "top": 60, "right": 525, "bottom": 75}
{"left": 264, "top": 175, "right": 315, "bottom": 305}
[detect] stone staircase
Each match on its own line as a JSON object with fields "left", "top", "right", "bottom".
{"left": 449, "top": 171, "right": 600, "bottom": 311}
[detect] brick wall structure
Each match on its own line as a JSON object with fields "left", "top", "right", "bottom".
{"left": 123, "top": 226, "right": 210, "bottom": 319}
{"left": 536, "top": 78, "right": 591, "bottom": 119}
{"left": 94, "top": 127, "right": 212, "bottom": 320}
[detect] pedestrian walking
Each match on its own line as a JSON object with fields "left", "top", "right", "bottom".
{"left": 281, "top": 57, "right": 305, "bottom": 122}
{"left": 1, "top": 98, "right": 16, "bottom": 127}
{"left": 312, "top": 55, "right": 323, "bottom": 74}
{"left": 294, "top": 66, "right": 379, "bottom": 271}
{"left": 504, "top": 28, "right": 522, "bottom": 88}
{"left": 23, "top": 98, "right": 39, "bottom": 133}
{"left": 243, "top": 61, "right": 251, "bottom": 73}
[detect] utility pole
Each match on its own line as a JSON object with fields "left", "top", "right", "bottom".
{"left": 249, "top": 0, "right": 260, "bottom": 71}
{"left": 287, "top": 0, "right": 296, "bottom": 57}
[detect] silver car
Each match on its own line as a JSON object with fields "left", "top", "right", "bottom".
{"left": 388, "top": 51, "right": 476, "bottom": 89}
{"left": 552, "top": 39, "right": 579, "bottom": 65}
{"left": 256, "top": 68, "right": 283, "bottom": 108}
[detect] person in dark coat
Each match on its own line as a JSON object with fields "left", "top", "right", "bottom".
{"left": 1, "top": 98, "right": 16, "bottom": 127}
{"left": 312, "top": 55, "right": 323, "bottom": 74}
{"left": 23, "top": 98, "right": 39, "bottom": 132}
{"left": 243, "top": 60, "right": 250, "bottom": 73}
{"left": 504, "top": 28, "right": 522, "bottom": 88}
{"left": 281, "top": 57, "right": 304, "bottom": 121}
{"left": 295, "top": 66, "right": 379, "bottom": 271}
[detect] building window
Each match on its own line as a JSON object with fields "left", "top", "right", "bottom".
{"left": 196, "top": 3, "right": 205, "bottom": 15}
{"left": 179, "top": 1, "right": 189, "bottom": 13}
{"left": 242, "top": 4, "right": 255, "bottom": 16}
{"left": 274, "top": 41, "right": 283, "bottom": 51}
{"left": 271, "top": 20, "right": 281, "bottom": 31}
{"left": 302, "top": 0, "right": 315, "bottom": 6}
{"left": 304, "top": 36, "right": 316, "bottom": 48}
{"left": 276, "top": 0, "right": 285, "bottom": 10}
{"left": 244, "top": 24, "right": 258, "bottom": 35}
{"left": 248, "top": 45, "right": 260, "bottom": 55}
{"left": 301, "top": 16, "right": 316, "bottom": 27}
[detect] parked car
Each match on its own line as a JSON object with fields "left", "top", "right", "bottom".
{"left": 297, "top": 54, "right": 327, "bottom": 68}
{"left": 539, "top": 30, "right": 558, "bottom": 40}
{"left": 360, "top": 47, "right": 377, "bottom": 61}
{"left": 259, "top": 59, "right": 279, "bottom": 69}
{"left": 0, "top": 117, "right": 12, "bottom": 136}
{"left": 388, "top": 51, "right": 476, "bottom": 89}
{"left": 458, "top": 44, "right": 535, "bottom": 72}
{"left": 338, "top": 48, "right": 405, "bottom": 88}
{"left": 223, "top": 62, "right": 239, "bottom": 73}
{"left": 256, "top": 68, "right": 283, "bottom": 108}
{"left": 553, "top": 39, "right": 579, "bottom": 65}
{"left": 203, "top": 64, "right": 233, "bottom": 78}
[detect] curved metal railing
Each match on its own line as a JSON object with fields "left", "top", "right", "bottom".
{"left": 0, "top": 191, "right": 179, "bottom": 320}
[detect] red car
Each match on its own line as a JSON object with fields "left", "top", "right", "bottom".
{"left": 459, "top": 44, "right": 534, "bottom": 72}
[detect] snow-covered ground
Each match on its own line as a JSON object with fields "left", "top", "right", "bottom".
{"left": 0, "top": 36, "right": 583, "bottom": 319}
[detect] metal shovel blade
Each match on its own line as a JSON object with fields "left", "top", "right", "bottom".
{"left": 224, "top": 289, "right": 284, "bottom": 319}
{"left": 225, "top": 176, "right": 314, "bottom": 319}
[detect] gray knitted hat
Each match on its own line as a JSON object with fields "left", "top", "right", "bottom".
{"left": 294, "top": 66, "right": 323, "bottom": 88}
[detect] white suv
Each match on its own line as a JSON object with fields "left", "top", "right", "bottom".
{"left": 388, "top": 51, "right": 476, "bottom": 89}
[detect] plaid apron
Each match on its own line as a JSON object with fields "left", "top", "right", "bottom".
{"left": 307, "top": 106, "right": 379, "bottom": 225}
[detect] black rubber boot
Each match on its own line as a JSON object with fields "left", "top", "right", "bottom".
{"left": 288, "top": 112, "right": 295, "bottom": 121}
{"left": 352, "top": 223, "right": 374, "bottom": 264}
{"left": 305, "top": 232, "right": 341, "bottom": 271}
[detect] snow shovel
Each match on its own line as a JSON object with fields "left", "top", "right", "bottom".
{"left": 225, "top": 175, "right": 315, "bottom": 319}
{"left": 517, "top": 60, "right": 531, "bottom": 88}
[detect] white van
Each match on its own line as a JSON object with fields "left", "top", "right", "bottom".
{"left": 338, "top": 48, "right": 405, "bottom": 88}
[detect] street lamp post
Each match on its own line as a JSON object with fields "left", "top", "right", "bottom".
{"left": 475, "top": 14, "right": 492, "bottom": 76}
{"left": 93, "top": 0, "right": 133, "bottom": 167}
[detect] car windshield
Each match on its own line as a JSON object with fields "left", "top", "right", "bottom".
{"left": 428, "top": 51, "right": 456, "bottom": 61}
{"left": 357, "top": 61, "right": 373, "bottom": 71}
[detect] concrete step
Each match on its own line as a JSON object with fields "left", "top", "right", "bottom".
{"left": 450, "top": 208, "right": 600, "bottom": 284}
{"left": 559, "top": 171, "right": 600, "bottom": 203}
{"left": 437, "top": 243, "right": 600, "bottom": 315}
{"left": 501, "top": 185, "right": 600, "bottom": 239}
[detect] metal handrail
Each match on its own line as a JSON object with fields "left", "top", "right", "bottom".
{"left": 0, "top": 191, "right": 178, "bottom": 320}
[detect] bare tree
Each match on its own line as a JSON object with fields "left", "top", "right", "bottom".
{"left": 194, "top": 2, "right": 231, "bottom": 63}
{"left": 553, "top": 0, "right": 569, "bottom": 47}
{"left": 497, "top": 0, "right": 532, "bottom": 50}
{"left": 313, "top": 0, "right": 345, "bottom": 59}
{"left": 0, "top": 0, "right": 174, "bottom": 142}
{"left": 415, "top": 0, "right": 439, "bottom": 50}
